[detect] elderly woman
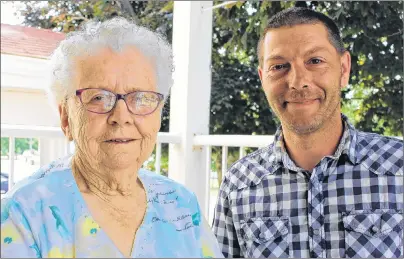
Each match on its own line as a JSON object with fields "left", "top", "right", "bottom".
{"left": 1, "top": 17, "right": 222, "bottom": 258}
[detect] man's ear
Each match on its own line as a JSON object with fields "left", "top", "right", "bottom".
{"left": 58, "top": 103, "right": 73, "bottom": 141}
{"left": 258, "top": 65, "right": 264, "bottom": 84}
{"left": 340, "top": 51, "right": 351, "bottom": 89}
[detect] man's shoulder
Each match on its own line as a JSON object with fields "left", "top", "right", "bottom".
{"left": 222, "top": 144, "right": 278, "bottom": 192}
{"left": 354, "top": 131, "right": 403, "bottom": 175}
{"left": 356, "top": 130, "right": 403, "bottom": 147}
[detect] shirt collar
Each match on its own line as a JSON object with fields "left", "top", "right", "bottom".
{"left": 271, "top": 113, "right": 359, "bottom": 169}
{"left": 338, "top": 114, "right": 359, "bottom": 165}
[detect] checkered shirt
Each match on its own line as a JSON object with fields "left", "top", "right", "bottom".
{"left": 212, "top": 114, "right": 403, "bottom": 258}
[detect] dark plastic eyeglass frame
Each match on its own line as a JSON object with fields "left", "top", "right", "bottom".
{"left": 75, "top": 88, "right": 164, "bottom": 116}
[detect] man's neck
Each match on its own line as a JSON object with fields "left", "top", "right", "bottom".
{"left": 282, "top": 113, "right": 344, "bottom": 172}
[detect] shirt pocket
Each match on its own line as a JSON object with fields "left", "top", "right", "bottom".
{"left": 343, "top": 210, "right": 403, "bottom": 258}
{"left": 240, "top": 216, "right": 290, "bottom": 258}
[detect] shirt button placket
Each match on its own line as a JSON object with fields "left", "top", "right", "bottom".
{"left": 308, "top": 168, "right": 326, "bottom": 257}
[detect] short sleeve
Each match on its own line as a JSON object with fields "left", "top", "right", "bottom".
{"left": 1, "top": 197, "right": 41, "bottom": 258}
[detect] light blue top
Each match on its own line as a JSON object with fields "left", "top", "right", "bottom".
{"left": 1, "top": 156, "right": 223, "bottom": 258}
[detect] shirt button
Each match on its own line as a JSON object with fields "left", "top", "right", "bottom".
{"left": 372, "top": 226, "right": 379, "bottom": 233}
{"left": 313, "top": 229, "right": 320, "bottom": 235}
{"left": 259, "top": 233, "right": 266, "bottom": 239}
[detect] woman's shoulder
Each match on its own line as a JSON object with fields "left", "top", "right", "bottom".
{"left": 2, "top": 155, "right": 74, "bottom": 206}
{"left": 138, "top": 169, "right": 199, "bottom": 206}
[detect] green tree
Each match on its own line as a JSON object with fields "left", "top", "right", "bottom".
{"left": 15, "top": 138, "right": 38, "bottom": 154}
{"left": 0, "top": 138, "right": 38, "bottom": 156}
{"left": 1, "top": 138, "right": 9, "bottom": 156}
{"left": 210, "top": 1, "right": 403, "bottom": 136}
{"left": 326, "top": 1, "right": 403, "bottom": 136}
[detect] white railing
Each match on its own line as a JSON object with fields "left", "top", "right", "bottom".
{"left": 2, "top": 123, "right": 402, "bottom": 224}
{"left": 154, "top": 132, "right": 181, "bottom": 175}
{"left": 193, "top": 134, "right": 275, "bottom": 181}
{"left": 1, "top": 124, "right": 65, "bottom": 138}
{"left": 193, "top": 134, "right": 276, "bottom": 223}
{"left": 1, "top": 124, "right": 68, "bottom": 190}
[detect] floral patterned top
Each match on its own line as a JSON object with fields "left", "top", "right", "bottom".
{"left": 1, "top": 156, "right": 223, "bottom": 258}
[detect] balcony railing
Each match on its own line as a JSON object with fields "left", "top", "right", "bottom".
{"left": 2, "top": 123, "right": 402, "bottom": 224}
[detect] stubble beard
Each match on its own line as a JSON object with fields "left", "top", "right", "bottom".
{"left": 270, "top": 85, "right": 342, "bottom": 136}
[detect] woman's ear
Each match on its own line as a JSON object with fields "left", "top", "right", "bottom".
{"left": 58, "top": 103, "right": 73, "bottom": 141}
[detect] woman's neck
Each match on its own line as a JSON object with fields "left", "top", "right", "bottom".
{"left": 72, "top": 152, "right": 142, "bottom": 198}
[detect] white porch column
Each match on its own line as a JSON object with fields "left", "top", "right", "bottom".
{"left": 169, "top": 1, "right": 213, "bottom": 217}
{"left": 39, "top": 138, "right": 68, "bottom": 166}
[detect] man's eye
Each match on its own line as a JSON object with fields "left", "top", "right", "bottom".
{"left": 309, "top": 58, "right": 323, "bottom": 64}
{"left": 270, "top": 64, "right": 289, "bottom": 71}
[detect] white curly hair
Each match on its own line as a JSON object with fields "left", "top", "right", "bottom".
{"left": 47, "top": 17, "right": 174, "bottom": 109}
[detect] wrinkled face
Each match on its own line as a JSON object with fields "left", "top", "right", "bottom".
{"left": 258, "top": 23, "right": 351, "bottom": 134}
{"left": 61, "top": 47, "right": 162, "bottom": 170}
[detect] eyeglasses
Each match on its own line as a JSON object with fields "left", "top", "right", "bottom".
{"left": 76, "top": 88, "right": 164, "bottom": 115}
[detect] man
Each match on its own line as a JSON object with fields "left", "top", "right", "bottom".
{"left": 212, "top": 7, "right": 403, "bottom": 258}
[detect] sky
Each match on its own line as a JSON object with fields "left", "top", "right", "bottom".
{"left": 1, "top": 1, "right": 24, "bottom": 25}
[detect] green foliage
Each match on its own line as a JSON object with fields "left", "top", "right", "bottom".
{"left": 1, "top": 138, "right": 38, "bottom": 156}
{"left": 143, "top": 144, "right": 169, "bottom": 176}
{"left": 327, "top": 1, "right": 403, "bottom": 135}
{"left": 1, "top": 138, "right": 9, "bottom": 156}
{"left": 210, "top": 1, "right": 403, "bottom": 136}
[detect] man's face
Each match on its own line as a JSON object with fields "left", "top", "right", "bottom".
{"left": 258, "top": 23, "right": 351, "bottom": 134}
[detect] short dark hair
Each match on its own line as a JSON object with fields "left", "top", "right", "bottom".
{"left": 257, "top": 7, "right": 345, "bottom": 67}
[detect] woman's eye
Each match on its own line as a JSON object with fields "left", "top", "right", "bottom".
{"left": 91, "top": 95, "right": 105, "bottom": 102}
{"left": 137, "top": 97, "right": 154, "bottom": 106}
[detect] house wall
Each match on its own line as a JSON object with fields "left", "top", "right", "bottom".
{"left": 1, "top": 89, "right": 59, "bottom": 127}
{"left": 1, "top": 54, "right": 60, "bottom": 127}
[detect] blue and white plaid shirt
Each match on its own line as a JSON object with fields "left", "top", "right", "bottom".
{"left": 212, "top": 114, "right": 403, "bottom": 258}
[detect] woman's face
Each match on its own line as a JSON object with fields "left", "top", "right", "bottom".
{"left": 60, "top": 47, "right": 162, "bottom": 170}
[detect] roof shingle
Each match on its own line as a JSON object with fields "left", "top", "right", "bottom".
{"left": 1, "top": 23, "right": 65, "bottom": 59}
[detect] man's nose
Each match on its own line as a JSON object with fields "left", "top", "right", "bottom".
{"left": 288, "top": 63, "right": 311, "bottom": 90}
